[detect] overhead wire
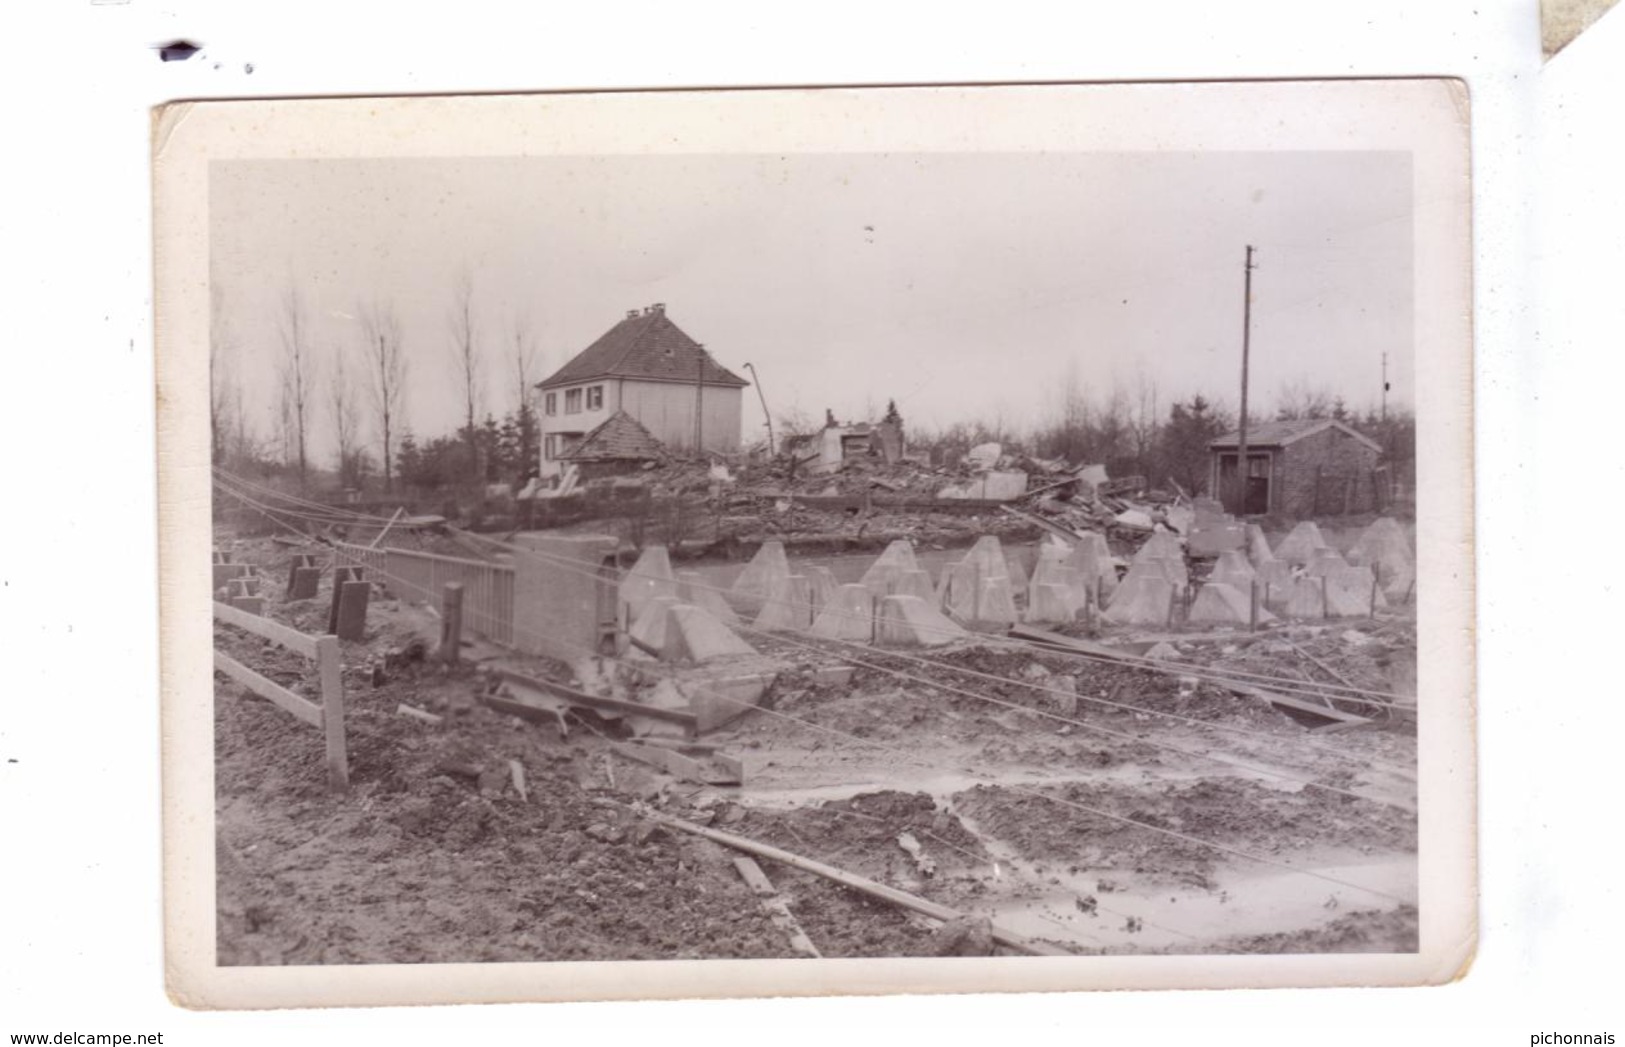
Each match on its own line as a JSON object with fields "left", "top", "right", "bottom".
{"left": 219, "top": 503, "right": 1412, "bottom": 933}
{"left": 456, "top": 530, "right": 1417, "bottom": 807}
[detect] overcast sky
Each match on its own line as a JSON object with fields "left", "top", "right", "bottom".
{"left": 211, "top": 149, "right": 1412, "bottom": 457}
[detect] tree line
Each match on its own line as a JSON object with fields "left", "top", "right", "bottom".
{"left": 903, "top": 372, "right": 1415, "bottom": 499}
{"left": 209, "top": 270, "right": 544, "bottom": 498}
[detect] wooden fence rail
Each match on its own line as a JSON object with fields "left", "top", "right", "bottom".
{"left": 213, "top": 600, "right": 348, "bottom": 791}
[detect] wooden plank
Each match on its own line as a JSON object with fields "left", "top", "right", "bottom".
{"left": 999, "top": 505, "right": 1087, "bottom": 544}
{"left": 1229, "top": 683, "right": 1371, "bottom": 726}
{"left": 213, "top": 601, "right": 320, "bottom": 659}
{"left": 732, "top": 857, "right": 821, "bottom": 958}
{"left": 494, "top": 669, "right": 699, "bottom": 731}
{"left": 213, "top": 650, "right": 323, "bottom": 728}
{"left": 654, "top": 813, "right": 1071, "bottom": 957}
{"left": 315, "top": 635, "right": 349, "bottom": 791}
{"left": 1008, "top": 624, "right": 1139, "bottom": 664}
{"left": 614, "top": 742, "right": 743, "bottom": 785}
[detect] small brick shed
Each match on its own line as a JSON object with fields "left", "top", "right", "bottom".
{"left": 1209, "top": 418, "right": 1386, "bottom": 518}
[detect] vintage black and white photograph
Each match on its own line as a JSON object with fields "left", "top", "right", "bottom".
{"left": 157, "top": 82, "right": 1474, "bottom": 1003}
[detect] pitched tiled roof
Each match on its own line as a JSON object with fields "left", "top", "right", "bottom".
{"left": 1210, "top": 418, "right": 1382, "bottom": 454}
{"left": 539, "top": 307, "right": 749, "bottom": 389}
{"left": 559, "top": 410, "right": 667, "bottom": 462}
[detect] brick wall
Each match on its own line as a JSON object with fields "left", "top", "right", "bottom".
{"left": 1275, "top": 428, "right": 1382, "bottom": 516}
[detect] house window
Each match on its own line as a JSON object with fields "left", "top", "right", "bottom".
{"left": 587, "top": 385, "right": 604, "bottom": 410}
{"left": 544, "top": 392, "right": 557, "bottom": 416}
{"left": 565, "top": 388, "right": 582, "bottom": 414}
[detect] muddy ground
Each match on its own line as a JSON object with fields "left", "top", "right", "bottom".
{"left": 213, "top": 534, "right": 1418, "bottom": 964}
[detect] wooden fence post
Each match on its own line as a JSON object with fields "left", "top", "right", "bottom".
{"left": 316, "top": 635, "right": 349, "bottom": 792}
{"left": 440, "top": 581, "right": 465, "bottom": 663}
{"left": 1249, "top": 579, "right": 1259, "bottom": 632}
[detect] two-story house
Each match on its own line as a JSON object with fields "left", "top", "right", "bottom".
{"left": 536, "top": 304, "right": 750, "bottom": 478}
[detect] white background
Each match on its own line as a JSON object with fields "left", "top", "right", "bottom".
{"left": 0, "top": 1, "right": 1614, "bottom": 1043}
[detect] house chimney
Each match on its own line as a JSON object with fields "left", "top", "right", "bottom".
{"left": 651, "top": 302, "right": 665, "bottom": 314}
{"left": 626, "top": 309, "right": 639, "bottom": 319}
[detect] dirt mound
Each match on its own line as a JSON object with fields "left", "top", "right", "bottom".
{"left": 1196, "top": 905, "right": 1419, "bottom": 954}
{"left": 952, "top": 778, "right": 1416, "bottom": 888}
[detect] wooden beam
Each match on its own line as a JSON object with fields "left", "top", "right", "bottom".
{"left": 213, "top": 650, "right": 323, "bottom": 728}
{"left": 611, "top": 741, "right": 743, "bottom": 785}
{"left": 732, "top": 857, "right": 821, "bottom": 958}
{"left": 493, "top": 669, "right": 700, "bottom": 732}
{"left": 368, "top": 506, "right": 407, "bottom": 549}
{"left": 213, "top": 601, "right": 319, "bottom": 659}
{"left": 653, "top": 812, "right": 1071, "bottom": 957}
{"left": 315, "top": 635, "right": 349, "bottom": 791}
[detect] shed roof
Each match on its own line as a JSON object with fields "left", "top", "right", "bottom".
{"left": 1209, "top": 418, "right": 1382, "bottom": 454}
{"left": 539, "top": 306, "right": 749, "bottom": 390}
{"left": 560, "top": 410, "right": 667, "bottom": 463}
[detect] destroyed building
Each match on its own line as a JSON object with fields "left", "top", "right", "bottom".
{"left": 1209, "top": 418, "right": 1386, "bottom": 517}
{"left": 555, "top": 409, "right": 667, "bottom": 480}
{"left": 784, "top": 402, "right": 906, "bottom": 474}
{"left": 536, "top": 303, "right": 750, "bottom": 477}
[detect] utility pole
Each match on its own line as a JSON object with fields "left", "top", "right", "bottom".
{"left": 694, "top": 344, "right": 706, "bottom": 458}
{"left": 743, "top": 362, "right": 773, "bottom": 455}
{"left": 1236, "top": 244, "right": 1257, "bottom": 514}
{"left": 1381, "top": 351, "right": 1389, "bottom": 423}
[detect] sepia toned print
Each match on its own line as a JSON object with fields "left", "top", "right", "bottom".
{"left": 156, "top": 81, "right": 1474, "bottom": 1006}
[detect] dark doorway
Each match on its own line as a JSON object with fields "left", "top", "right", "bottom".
{"left": 1217, "top": 453, "right": 1271, "bottom": 516}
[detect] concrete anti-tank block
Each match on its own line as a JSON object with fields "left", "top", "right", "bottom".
{"left": 810, "top": 584, "right": 874, "bottom": 641}
{"left": 875, "top": 594, "right": 966, "bottom": 648}
{"left": 753, "top": 573, "right": 814, "bottom": 632}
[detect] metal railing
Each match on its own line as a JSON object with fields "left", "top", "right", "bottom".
{"left": 334, "top": 543, "right": 515, "bottom": 647}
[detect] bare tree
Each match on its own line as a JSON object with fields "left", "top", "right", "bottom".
{"left": 509, "top": 311, "right": 542, "bottom": 414}
{"left": 1274, "top": 379, "right": 1335, "bottom": 421}
{"left": 447, "top": 270, "right": 483, "bottom": 465}
{"left": 360, "top": 299, "right": 407, "bottom": 492}
{"left": 277, "top": 285, "right": 316, "bottom": 489}
{"left": 209, "top": 283, "right": 235, "bottom": 465}
{"left": 1132, "top": 369, "right": 1160, "bottom": 481}
{"left": 328, "top": 341, "right": 365, "bottom": 489}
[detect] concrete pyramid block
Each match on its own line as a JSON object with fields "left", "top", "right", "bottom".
{"left": 973, "top": 575, "right": 1018, "bottom": 625}
{"left": 875, "top": 594, "right": 966, "bottom": 648}
{"left": 810, "top": 583, "right": 875, "bottom": 641}
{"left": 1024, "top": 581, "right": 1075, "bottom": 624}
{"left": 1188, "top": 582, "right": 1273, "bottom": 626}
{"left": 1245, "top": 523, "right": 1275, "bottom": 569}
{"left": 892, "top": 568, "right": 936, "bottom": 603}
{"left": 1306, "top": 548, "right": 1352, "bottom": 578}
{"left": 963, "top": 536, "right": 1011, "bottom": 583}
{"left": 805, "top": 565, "right": 839, "bottom": 613}
{"left": 676, "top": 569, "right": 740, "bottom": 625}
{"left": 1282, "top": 577, "right": 1328, "bottom": 619}
{"left": 1209, "top": 549, "right": 1256, "bottom": 590}
{"left": 1005, "top": 553, "right": 1030, "bottom": 596}
{"left": 1135, "top": 531, "right": 1182, "bottom": 563}
{"left": 860, "top": 539, "right": 919, "bottom": 597}
{"left": 731, "top": 540, "right": 791, "bottom": 614}
{"left": 1065, "top": 534, "right": 1116, "bottom": 602}
{"left": 621, "top": 545, "right": 679, "bottom": 620}
{"left": 753, "top": 573, "right": 814, "bottom": 632}
{"left": 1323, "top": 566, "right": 1384, "bottom": 617}
{"left": 1104, "top": 575, "right": 1175, "bottom": 627}
{"left": 1030, "top": 558, "right": 1078, "bottom": 607}
{"left": 627, "top": 595, "right": 682, "bottom": 658}
{"left": 1274, "top": 522, "right": 1330, "bottom": 566}
{"left": 936, "top": 559, "right": 980, "bottom": 621}
{"left": 668, "top": 604, "right": 757, "bottom": 661}
{"left": 1145, "top": 554, "right": 1189, "bottom": 589}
